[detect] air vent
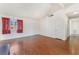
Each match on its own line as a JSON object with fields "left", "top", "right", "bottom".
{"left": 48, "top": 14, "right": 54, "bottom": 17}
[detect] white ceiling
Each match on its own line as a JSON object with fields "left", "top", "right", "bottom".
{"left": 0, "top": 3, "right": 75, "bottom": 19}
{"left": 62, "top": 3, "right": 75, "bottom": 8}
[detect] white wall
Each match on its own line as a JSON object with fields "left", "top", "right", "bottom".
{"left": 39, "top": 16, "right": 56, "bottom": 38}
{"left": 54, "top": 10, "right": 68, "bottom": 40}
{"left": 0, "top": 5, "right": 73, "bottom": 40}
{"left": 39, "top": 10, "right": 68, "bottom": 40}
{"left": 0, "top": 15, "right": 39, "bottom": 40}
{"left": 0, "top": 10, "right": 69, "bottom": 40}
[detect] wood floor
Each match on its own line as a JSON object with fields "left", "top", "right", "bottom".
{"left": 68, "top": 35, "right": 79, "bottom": 55}
{"left": 0, "top": 35, "right": 71, "bottom": 55}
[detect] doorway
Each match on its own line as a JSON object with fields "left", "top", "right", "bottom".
{"left": 69, "top": 17, "right": 79, "bottom": 54}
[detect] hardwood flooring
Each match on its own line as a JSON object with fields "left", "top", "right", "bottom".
{"left": 0, "top": 35, "right": 71, "bottom": 55}
{"left": 68, "top": 35, "right": 79, "bottom": 55}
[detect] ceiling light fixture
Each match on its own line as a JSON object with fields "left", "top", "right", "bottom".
{"left": 73, "top": 12, "right": 78, "bottom": 15}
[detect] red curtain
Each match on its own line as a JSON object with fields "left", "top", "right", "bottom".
{"left": 2, "top": 17, "right": 10, "bottom": 34}
{"left": 17, "top": 20, "right": 23, "bottom": 33}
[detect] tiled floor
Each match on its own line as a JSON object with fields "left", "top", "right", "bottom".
{"left": 1, "top": 35, "right": 71, "bottom": 55}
